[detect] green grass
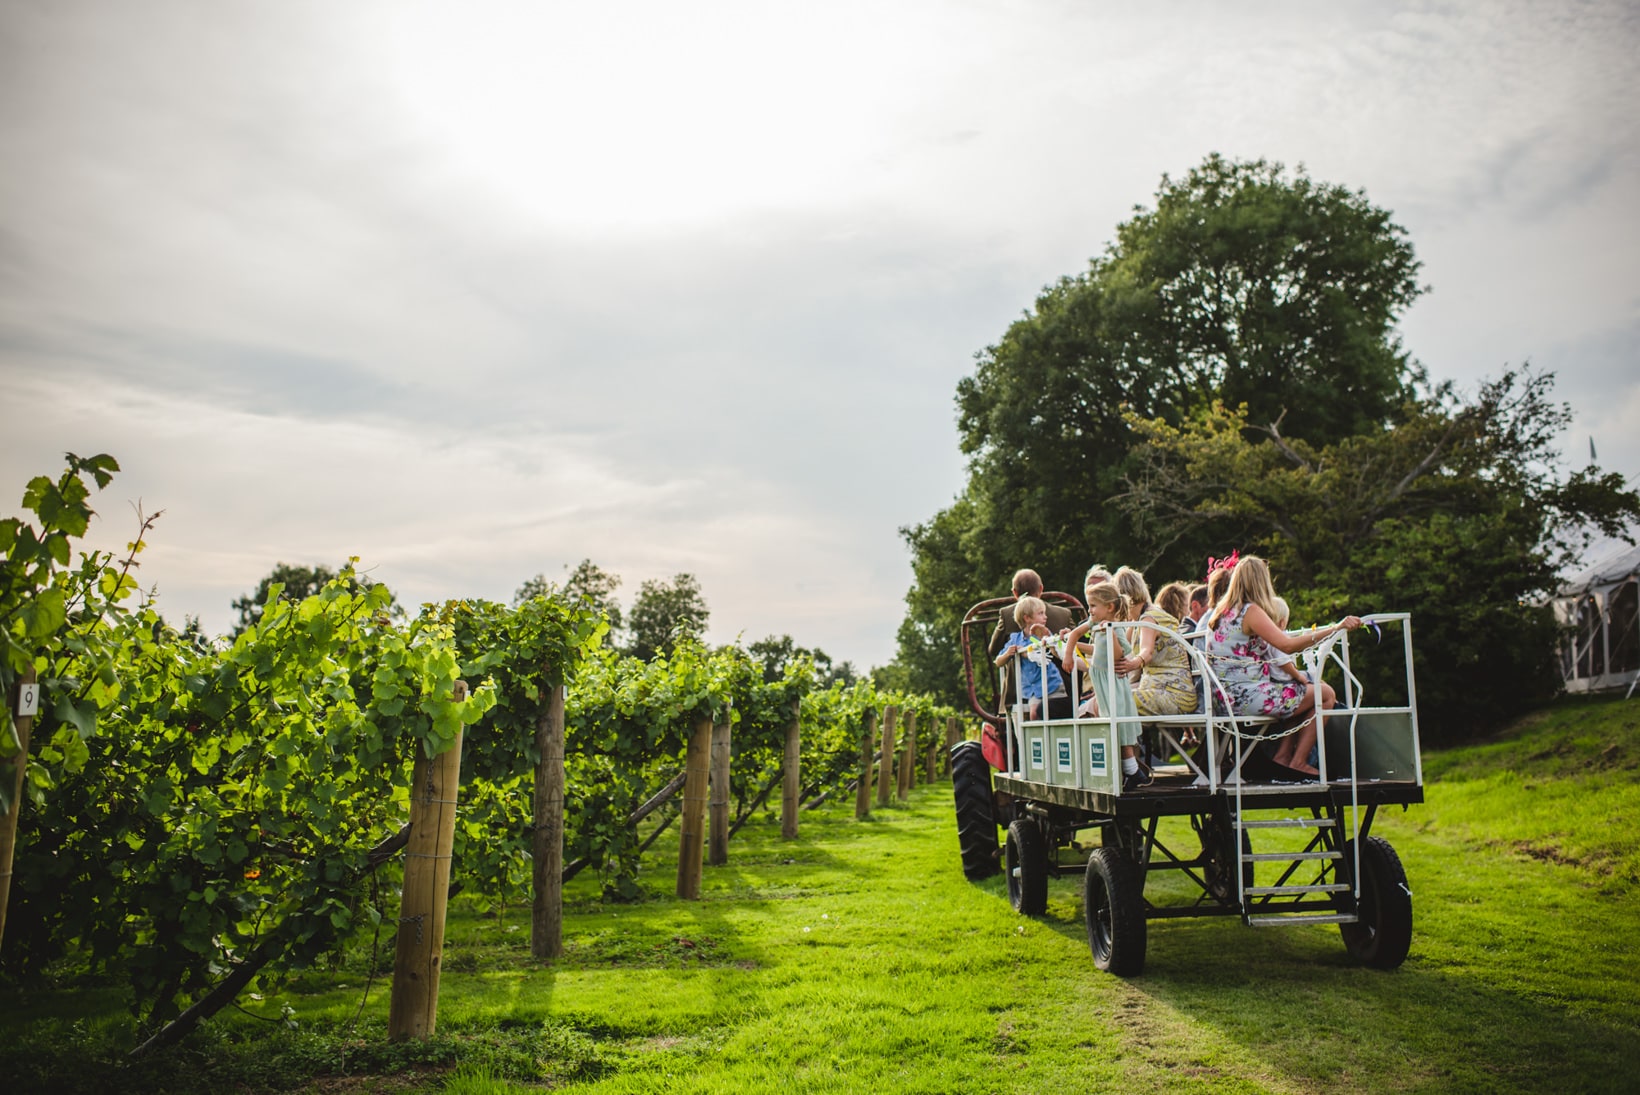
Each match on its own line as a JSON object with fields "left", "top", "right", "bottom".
{"left": 4, "top": 693, "right": 1639, "bottom": 1093}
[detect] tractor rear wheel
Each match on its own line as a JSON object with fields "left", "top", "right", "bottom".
{"left": 951, "top": 740, "right": 999, "bottom": 880}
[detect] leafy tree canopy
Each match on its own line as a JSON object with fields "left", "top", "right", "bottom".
{"left": 902, "top": 155, "right": 1427, "bottom": 705}
{"left": 627, "top": 573, "right": 709, "bottom": 661}
{"left": 747, "top": 633, "right": 856, "bottom": 688}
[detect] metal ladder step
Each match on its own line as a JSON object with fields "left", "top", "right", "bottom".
{"left": 1245, "top": 883, "right": 1352, "bottom": 896}
{"left": 1238, "top": 817, "right": 1335, "bottom": 829}
{"left": 1247, "top": 913, "right": 1358, "bottom": 927}
{"left": 1243, "top": 850, "right": 1340, "bottom": 863}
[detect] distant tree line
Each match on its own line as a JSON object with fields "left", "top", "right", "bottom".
{"left": 230, "top": 557, "right": 855, "bottom": 683}
{"left": 894, "top": 154, "right": 1639, "bottom": 742}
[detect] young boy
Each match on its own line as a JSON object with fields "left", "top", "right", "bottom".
{"left": 994, "top": 595, "right": 1073, "bottom": 720}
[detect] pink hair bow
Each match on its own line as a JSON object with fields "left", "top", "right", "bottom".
{"left": 1205, "top": 549, "right": 1240, "bottom": 580}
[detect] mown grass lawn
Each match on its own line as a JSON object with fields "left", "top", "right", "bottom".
{"left": 3, "top": 694, "right": 1638, "bottom": 1093}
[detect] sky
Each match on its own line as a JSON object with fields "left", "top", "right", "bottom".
{"left": 2, "top": 0, "right": 1637, "bottom": 670}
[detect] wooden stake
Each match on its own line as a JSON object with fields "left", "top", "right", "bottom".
{"left": 925, "top": 717, "right": 939, "bottom": 783}
{"left": 876, "top": 706, "right": 898, "bottom": 808}
{"left": 943, "top": 717, "right": 960, "bottom": 776}
{"left": 531, "top": 680, "right": 566, "bottom": 960}
{"left": 708, "top": 714, "right": 731, "bottom": 866}
{"left": 0, "top": 667, "right": 36, "bottom": 955}
{"left": 389, "top": 681, "right": 467, "bottom": 1041}
{"left": 897, "top": 710, "right": 917, "bottom": 800}
{"left": 780, "top": 696, "right": 800, "bottom": 840}
{"left": 676, "top": 714, "right": 712, "bottom": 899}
{"left": 855, "top": 707, "right": 877, "bottom": 819}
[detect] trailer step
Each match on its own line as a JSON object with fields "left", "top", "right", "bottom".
{"left": 1242, "top": 850, "right": 1340, "bottom": 863}
{"left": 1247, "top": 913, "right": 1358, "bottom": 927}
{"left": 1245, "top": 883, "right": 1352, "bottom": 896}
{"left": 1239, "top": 817, "right": 1336, "bottom": 829}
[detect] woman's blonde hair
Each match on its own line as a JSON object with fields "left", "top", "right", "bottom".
{"left": 1208, "top": 555, "right": 1281, "bottom": 629}
{"left": 1113, "top": 566, "right": 1151, "bottom": 620}
{"left": 1086, "top": 582, "right": 1131, "bottom": 621}
{"left": 1083, "top": 564, "right": 1112, "bottom": 591}
{"left": 1156, "top": 581, "right": 1190, "bottom": 621}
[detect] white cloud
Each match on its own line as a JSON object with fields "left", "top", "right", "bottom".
{"left": 0, "top": 364, "right": 912, "bottom": 662}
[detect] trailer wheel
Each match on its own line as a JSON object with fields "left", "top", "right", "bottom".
{"left": 1005, "top": 819, "right": 1049, "bottom": 914}
{"left": 1338, "top": 836, "right": 1412, "bottom": 970}
{"left": 951, "top": 740, "right": 999, "bottom": 880}
{"left": 1197, "top": 812, "right": 1252, "bottom": 903}
{"left": 1084, "top": 847, "right": 1146, "bottom": 976}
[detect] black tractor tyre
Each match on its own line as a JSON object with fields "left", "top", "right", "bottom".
{"left": 1005, "top": 818, "right": 1050, "bottom": 915}
{"left": 1084, "top": 846, "right": 1147, "bottom": 976}
{"left": 951, "top": 740, "right": 999, "bottom": 880}
{"left": 1338, "top": 835, "right": 1413, "bottom": 970}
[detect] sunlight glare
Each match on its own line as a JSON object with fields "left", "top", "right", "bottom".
{"left": 385, "top": 1, "right": 964, "bottom": 231}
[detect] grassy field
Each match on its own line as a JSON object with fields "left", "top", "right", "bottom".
{"left": 3, "top": 693, "right": 1638, "bottom": 1093}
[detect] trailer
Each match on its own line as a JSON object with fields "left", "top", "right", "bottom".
{"left": 952, "top": 595, "right": 1422, "bottom": 975}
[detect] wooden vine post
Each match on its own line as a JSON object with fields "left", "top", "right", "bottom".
{"left": 0, "top": 667, "right": 37, "bottom": 954}
{"left": 389, "top": 680, "right": 468, "bottom": 1041}
{"left": 924, "top": 718, "right": 939, "bottom": 783}
{"left": 532, "top": 678, "right": 567, "bottom": 960}
{"left": 676, "top": 712, "right": 712, "bottom": 898}
{"left": 780, "top": 696, "right": 800, "bottom": 839}
{"left": 708, "top": 712, "right": 732, "bottom": 867}
{"left": 875, "top": 705, "right": 898, "bottom": 808}
{"left": 855, "top": 706, "right": 877, "bottom": 819}
{"left": 897, "top": 710, "right": 917, "bottom": 800}
{"left": 943, "top": 716, "right": 961, "bottom": 775}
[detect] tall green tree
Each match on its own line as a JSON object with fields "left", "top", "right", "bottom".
{"left": 747, "top": 634, "right": 856, "bottom": 687}
{"left": 899, "top": 155, "right": 1426, "bottom": 705}
{"left": 626, "top": 573, "right": 709, "bottom": 661}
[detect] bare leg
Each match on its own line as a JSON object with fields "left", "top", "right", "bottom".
{"left": 1272, "top": 683, "right": 1336, "bottom": 774}
{"left": 1269, "top": 687, "right": 1317, "bottom": 768}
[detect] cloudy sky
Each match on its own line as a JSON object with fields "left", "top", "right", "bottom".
{"left": 2, "top": 0, "right": 1636, "bottom": 669}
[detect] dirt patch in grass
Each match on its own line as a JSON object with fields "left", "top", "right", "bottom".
{"left": 1511, "top": 839, "right": 1605, "bottom": 873}
{"left": 304, "top": 1070, "right": 450, "bottom": 1093}
{"left": 560, "top": 931, "right": 751, "bottom": 969}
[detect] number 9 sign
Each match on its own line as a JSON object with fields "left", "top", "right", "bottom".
{"left": 15, "top": 680, "right": 38, "bottom": 718}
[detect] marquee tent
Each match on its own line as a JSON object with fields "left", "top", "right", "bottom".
{"left": 1553, "top": 543, "right": 1640, "bottom": 697}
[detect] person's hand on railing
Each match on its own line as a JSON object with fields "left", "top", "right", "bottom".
{"left": 1303, "top": 615, "right": 1363, "bottom": 648}
{"left": 1059, "top": 620, "right": 1093, "bottom": 673}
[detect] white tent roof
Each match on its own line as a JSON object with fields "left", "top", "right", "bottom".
{"left": 1558, "top": 542, "right": 1640, "bottom": 598}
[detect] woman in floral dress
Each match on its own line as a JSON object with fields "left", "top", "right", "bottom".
{"left": 1203, "top": 556, "right": 1362, "bottom": 776}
